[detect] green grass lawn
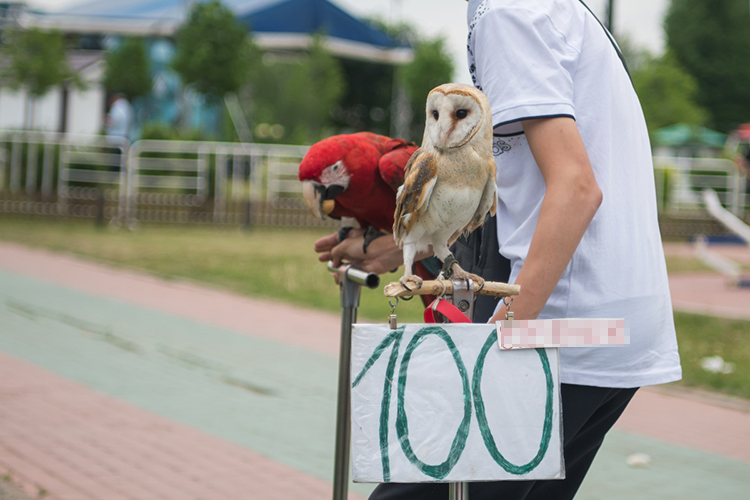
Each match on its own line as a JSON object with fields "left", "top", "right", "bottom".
{"left": 0, "top": 216, "right": 427, "bottom": 323}
{"left": 671, "top": 312, "right": 750, "bottom": 400}
{"left": 664, "top": 256, "right": 714, "bottom": 274}
{"left": 2, "top": 216, "right": 749, "bottom": 400}
{"left": 665, "top": 255, "right": 750, "bottom": 274}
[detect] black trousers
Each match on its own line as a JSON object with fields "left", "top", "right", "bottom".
{"left": 369, "top": 384, "right": 638, "bottom": 500}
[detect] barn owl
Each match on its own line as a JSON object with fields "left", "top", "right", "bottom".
{"left": 394, "top": 83, "right": 497, "bottom": 289}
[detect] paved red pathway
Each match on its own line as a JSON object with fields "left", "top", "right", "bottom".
{"left": 0, "top": 352, "right": 343, "bottom": 500}
{"left": 0, "top": 242, "right": 342, "bottom": 357}
{"left": 1, "top": 242, "right": 749, "bottom": 499}
{"left": 664, "top": 242, "right": 750, "bottom": 319}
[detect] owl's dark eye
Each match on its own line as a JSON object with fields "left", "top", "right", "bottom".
{"left": 432, "top": 110, "right": 439, "bottom": 120}
{"left": 456, "top": 109, "right": 468, "bottom": 119}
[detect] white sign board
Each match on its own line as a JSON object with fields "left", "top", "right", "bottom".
{"left": 351, "top": 323, "right": 563, "bottom": 483}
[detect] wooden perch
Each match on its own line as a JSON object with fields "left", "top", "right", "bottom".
{"left": 384, "top": 279, "right": 520, "bottom": 299}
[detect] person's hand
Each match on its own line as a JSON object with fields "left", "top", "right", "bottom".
{"left": 329, "top": 233, "right": 404, "bottom": 275}
{"left": 314, "top": 229, "right": 404, "bottom": 276}
{"left": 313, "top": 228, "right": 365, "bottom": 263}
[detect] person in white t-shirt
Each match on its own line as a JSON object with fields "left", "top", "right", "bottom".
{"left": 317, "top": 1, "right": 681, "bottom": 498}
{"left": 105, "top": 93, "right": 133, "bottom": 144}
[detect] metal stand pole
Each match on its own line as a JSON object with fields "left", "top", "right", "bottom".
{"left": 448, "top": 278, "right": 475, "bottom": 500}
{"left": 328, "top": 262, "right": 380, "bottom": 500}
{"left": 449, "top": 482, "right": 469, "bottom": 500}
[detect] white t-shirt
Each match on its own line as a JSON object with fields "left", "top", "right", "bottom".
{"left": 467, "top": 0, "right": 682, "bottom": 388}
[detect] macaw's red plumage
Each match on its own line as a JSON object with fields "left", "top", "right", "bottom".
{"left": 299, "top": 132, "right": 417, "bottom": 231}
{"left": 299, "top": 132, "right": 438, "bottom": 306}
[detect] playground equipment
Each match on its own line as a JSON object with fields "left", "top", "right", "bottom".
{"left": 695, "top": 188, "right": 750, "bottom": 287}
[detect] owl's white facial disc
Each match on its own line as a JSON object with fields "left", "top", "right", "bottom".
{"left": 425, "top": 92, "right": 484, "bottom": 150}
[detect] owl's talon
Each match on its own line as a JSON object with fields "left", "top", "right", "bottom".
{"left": 448, "top": 262, "right": 485, "bottom": 291}
{"left": 441, "top": 255, "right": 458, "bottom": 278}
{"left": 399, "top": 276, "right": 423, "bottom": 293}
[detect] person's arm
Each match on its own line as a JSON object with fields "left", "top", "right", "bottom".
{"left": 490, "top": 116, "right": 602, "bottom": 322}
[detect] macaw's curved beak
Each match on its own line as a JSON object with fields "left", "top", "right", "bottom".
{"left": 302, "top": 180, "right": 339, "bottom": 219}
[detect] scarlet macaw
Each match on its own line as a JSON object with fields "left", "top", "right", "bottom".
{"left": 299, "top": 132, "right": 439, "bottom": 304}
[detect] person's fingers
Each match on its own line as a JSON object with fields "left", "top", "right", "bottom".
{"left": 331, "top": 254, "right": 343, "bottom": 267}
{"left": 330, "top": 238, "right": 356, "bottom": 259}
{"left": 318, "top": 251, "right": 333, "bottom": 262}
{"left": 314, "top": 233, "right": 339, "bottom": 253}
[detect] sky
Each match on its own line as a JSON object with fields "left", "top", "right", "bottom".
{"left": 27, "top": 0, "right": 671, "bottom": 84}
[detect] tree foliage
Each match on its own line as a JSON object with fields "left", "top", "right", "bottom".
{"left": 103, "top": 37, "right": 152, "bottom": 101}
{"left": 353, "top": 17, "right": 455, "bottom": 140}
{"left": 2, "top": 28, "right": 73, "bottom": 97}
{"left": 632, "top": 52, "right": 708, "bottom": 134}
{"left": 665, "top": 0, "right": 750, "bottom": 132}
{"left": 365, "top": 18, "right": 419, "bottom": 47}
{"left": 399, "top": 36, "right": 454, "bottom": 139}
{"left": 172, "top": 0, "right": 252, "bottom": 99}
{"left": 332, "top": 58, "right": 395, "bottom": 136}
{"left": 249, "top": 34, "right": 346, "bottom": 144}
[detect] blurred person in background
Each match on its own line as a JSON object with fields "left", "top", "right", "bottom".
{"left": 105, "top": 93, "right": 133, "bottom": 144}
{"left": 728, "top": 124, "right": 750, "bottom": 217}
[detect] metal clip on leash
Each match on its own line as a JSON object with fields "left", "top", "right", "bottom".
{"left": 499, "top": 297, "right": 514, "bottom": 350}
{"left": 388, "top": 297, "right": 399, "bottom": 329}
{"left": 503, "top": 296, "right": 514, "bottom": 322}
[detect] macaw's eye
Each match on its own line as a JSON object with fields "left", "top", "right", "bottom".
{"left": 332, "top": 163, "right": 339, "bottom": 172}
{"left": 456, "top": 109, "right": 468, "bottom": 119}
{"left": 432, "top": 110, "right": 439, "bottom": 120}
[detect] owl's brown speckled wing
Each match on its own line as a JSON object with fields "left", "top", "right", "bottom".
{"left": 393, "top": 149, "right": 438, "bottom": 244}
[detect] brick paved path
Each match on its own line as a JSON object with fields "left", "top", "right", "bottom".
{"left": 1, "top": 242, "right": 749, "bottom": 500}
{"left": 0, "top": 353, "right": 336, "bottom": 500}
{"left": 664, "top": 242, "right": 750, "bottom": 319}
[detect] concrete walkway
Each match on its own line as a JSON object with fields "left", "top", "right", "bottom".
{"left": 1, "top": 242, "right": 749, "bottom": 500}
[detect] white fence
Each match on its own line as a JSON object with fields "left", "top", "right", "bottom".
{"left": 653, "top": 156, "right": 748, "bottom": 237}
{"left": 653, "top": 156, "right": 748, "bottom": 217}
{"left": 0, "top": 130, "right": 127, "bottom": 219}
{"left": 1, "top": 131, "right": 747, "bottom": 233}
{"left": 0, "top": 131, "right": 343, "bottom": 228}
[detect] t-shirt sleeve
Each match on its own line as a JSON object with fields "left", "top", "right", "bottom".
{"left": 472, "top": 6, "right": 579, "bottom": 134}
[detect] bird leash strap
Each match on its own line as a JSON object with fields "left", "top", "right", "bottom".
{"left": 424, "top": 298, "right": 472, "bottom": 324}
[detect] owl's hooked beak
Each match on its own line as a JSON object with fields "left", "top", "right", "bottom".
{"left": 302, "top": 180, "right": 341, "bottom": 219}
